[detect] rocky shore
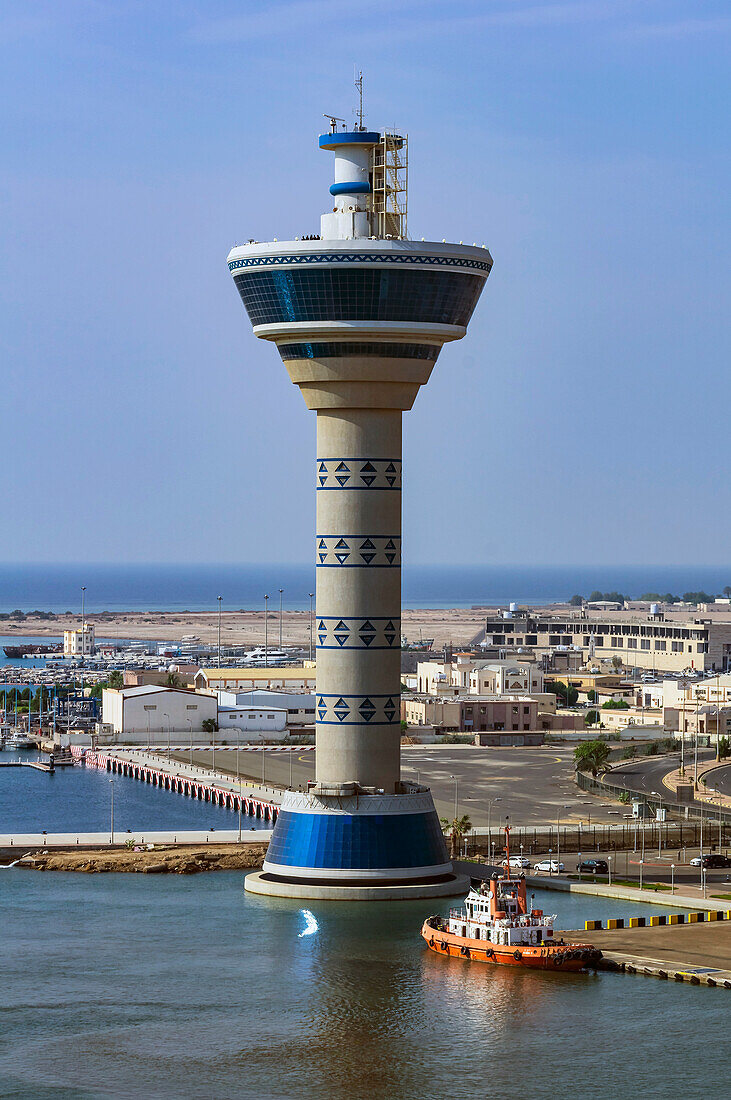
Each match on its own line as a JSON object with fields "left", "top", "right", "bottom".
{"left": 16, "top": 842, "right": 267, "bottom": 874}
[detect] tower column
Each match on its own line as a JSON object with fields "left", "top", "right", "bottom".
{"left": 315, "top": 408, "right": 402, "bottom": 792}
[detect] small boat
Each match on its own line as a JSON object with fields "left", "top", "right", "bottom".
{"left": 421, "top": 828, "right": 601, "bottom": 973}
{"left": 4, "top": 732, "right": 35, "bottom": 750}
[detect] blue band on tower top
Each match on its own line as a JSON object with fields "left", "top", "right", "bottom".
{"left": 330, "top": 181, "right": 371, "bottom": 196}
{"left": 319, "top": 131, "right": 381, "bottom": 149}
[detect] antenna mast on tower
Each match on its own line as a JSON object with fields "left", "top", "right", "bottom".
{"left": 355, "top": 70, "right": 364, "bottom": 130}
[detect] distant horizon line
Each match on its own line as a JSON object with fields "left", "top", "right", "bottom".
{"left": 1, "top": 561, "right": 731, "bottom": 570}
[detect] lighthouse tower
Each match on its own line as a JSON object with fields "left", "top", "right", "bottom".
{"left": 230, "top": 116, "right": 492, "bottom": 899}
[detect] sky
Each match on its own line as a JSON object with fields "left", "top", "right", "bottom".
{"left": 1, "top": 0, "right": 729, "bottom": 566}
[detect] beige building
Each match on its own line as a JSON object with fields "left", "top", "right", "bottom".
{"left": 64, "top": 625, "right": 95, "bottom": 657}
{"left": 482, "top": 608, "right": 731, "bottom": 673}
{"left": 662, "top": 672, "right": 731, "bottom": 741}
{"left": 403, "top": 694, "right": 584, "bottom": 739}
{"left": 416, "top": 656, "right": 544, "bottom": 697}
{"left": 195, "top": 666, "right": 317, "bottom": 693}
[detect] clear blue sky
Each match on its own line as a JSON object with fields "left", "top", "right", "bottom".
{"left": 2, "top": 1, "right": 729, "bottom": 566}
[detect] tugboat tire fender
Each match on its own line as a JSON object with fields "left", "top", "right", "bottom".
{"left": 553, "top": 954, "right": 563, "bottom": 966}
{"left": 513, "top": 950, "right": 522, "bottom": 961}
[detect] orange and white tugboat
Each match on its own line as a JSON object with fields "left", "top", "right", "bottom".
{"left": 421, "top": 827, "right": 601, "bottom": 972}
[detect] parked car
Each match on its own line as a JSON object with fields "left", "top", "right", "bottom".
{"left": 689, "top": 853, "right": 731, "bottom": 868}
{"left": 534, "top": 859, "right": 565, "bottom": 873}
{"left": 502, "top": 856, "right": 531, "bottom": 869}
{"left": 577, "top": 859, "right": 609, "bottom": 874}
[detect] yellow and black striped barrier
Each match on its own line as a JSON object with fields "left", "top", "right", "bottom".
{"left": 585, "top": 910, "right": 731, "bottom": 931}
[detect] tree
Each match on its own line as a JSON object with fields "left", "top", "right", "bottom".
{"left": 547, "top": 680, "right": 578, "bottom": 707}
{"left": 588, "top": 591, "right": 603, "bottom": 602}
{"left": 573, "top": 740, "right": 610, "bottom": 776}
{"left": 569, "top": 594, "right": 584, "bottom": 607}
{"left": 602, "top": 699, "right": 629, "bottom": 710}
{"left": 718, "top": 736, "right": 730, "bottom": 761}
{"left": 611, "top": 656, "right": 623, "bottom": 671}
{"left": 202, "top": 717, "right": 218, "bottom": 733}
{"left": 89, "top": 680, "right": 108, "bottom": 699}
{"left": 585, "top": 709, "right": 600, "bottom": 725}
{"left": 166, "top": 672, "right": 181, "bottom": 688}
{"left": 724, "top": 587, "right": 731, "bottom": 599}
{"left": 107, "top": 670, "right": 124, "bottom": 690}
{"left": 587, "top": 689, "right": 598, "bottom": 703}
{"left": 440, "top": 814, "right": 472, "bottom": 860}
{"left": 400, "top": 719, "right": 408, "bottom": 734}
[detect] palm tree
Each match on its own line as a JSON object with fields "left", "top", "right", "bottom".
{"left": 165, "top": 671, "right": 181, "bottom": 688}
{"left": 440, "top": 814, "right": 473, "bottom": 859}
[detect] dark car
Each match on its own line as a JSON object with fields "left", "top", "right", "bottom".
{"left": 577, "top": 859, "right": 609, "bottom": 874}
{"left": 700, "top": 854, "right": 731, "bottom": 869}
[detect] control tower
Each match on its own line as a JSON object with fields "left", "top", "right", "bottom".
{"left": 230, "top": 115, "right": 491, "bottom": 900}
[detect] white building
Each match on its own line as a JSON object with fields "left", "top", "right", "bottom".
{"left": 217, "top": 706, "right": 288, "bottom": 740}
{"left": 64, "top": 624, "right": 95, "bottom": 657}
{"left": 217, "top": 690, "right": 316, "bottom": 727}
{"left": 416, "top": 656, "right": 544, "bottom": 697}
{"left": 102, "top": 686, "right": 217, "bottom": 735}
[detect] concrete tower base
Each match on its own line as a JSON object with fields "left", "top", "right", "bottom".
{"left": 244, "top": 871, "right": 469, "bottom": 901}
{"left": 246, "top": 789, "right": 461, "bottom": 900}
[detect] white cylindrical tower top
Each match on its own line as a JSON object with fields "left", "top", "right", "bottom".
{"left": 319, "top": 130, "right": 380, "bottom": 240}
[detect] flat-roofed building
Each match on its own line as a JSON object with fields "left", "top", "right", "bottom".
{"left": 64, "top": 625, "right": 95, "bottom": 657}
{"left": 217, "top": 689, "right": 315, "bottom": 727}
{"left": 102, "top": 685, "right": 217, "bottom": 735}
{"left": 482, "top": 608, "right": 731, "bottom": 673}
{"left": 194, "top": 667, "right": 316, "bottom": 693}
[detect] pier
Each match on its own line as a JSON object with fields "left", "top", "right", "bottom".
{"left": 73, "top": 747, "right": 282, "bottom": 823}
{"left": 0, "top": 760, "right": 55, "bottom": 773}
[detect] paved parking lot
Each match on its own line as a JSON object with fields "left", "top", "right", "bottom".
{"left": 177, "top": 745, "right": 625, "bottom": 828}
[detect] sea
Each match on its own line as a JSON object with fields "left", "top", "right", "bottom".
{"left": 0, "top": 871, "right": 721, "bottom": 1099}
{"left": 1, "top": 562, "right": 730, "bottom": 613}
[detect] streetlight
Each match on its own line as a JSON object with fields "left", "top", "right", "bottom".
{"left": 236, "top": 730, "right": 242, "bottom": 842}
{"left": 671, "top": 862, "right": 675, "bottom": 894}
{"left": 608, "top": 854, "right": 612, "bottom": 887}
{"left": 652, "top": 790, "right": 663, "bottom": 856}
{"left": 264, "top": 594, "right": 269, "bottom": 667}
{"left": 109, "top": 777, "right": 114, "bottom": 844}
{"left": 702, "top": 866, "right": 707, "bottom": 899}
{"left": 217, "top": 595, "right": 223, "bottom": 669}
{"left": 450, "top": 775, "right": 458, "bottom": 821}
{"left": 261, "top": 743, "right": 266, "bottom": 785}
{"left": 639, "top": 858, "right": 644, "bottom": 890}
{"left": 187, "top": 718, "right": 193, "bottom": 766}
{"left": 80, "top": 585, "right": 86, "bottom": 704}
{"left": 486, "top": 797, "right": 502, "bottom": 858}
{"left": 556, "top": 804, "right": 569, "bottom": 875}
{"left": 308, "top": 593, "right": 314, "bottom": 662}
{"left": 279, "top": 588, "right": 283, "bottom": 650}
{"left": 163, "top": 713, "right": 170, "bottom": 758}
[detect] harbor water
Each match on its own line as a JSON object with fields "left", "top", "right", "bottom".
{"left": 0, "top": 756, "right": 254, "bottom": 833}
{"left": 0, "top": 870, "right": 722, "bottom": 1099}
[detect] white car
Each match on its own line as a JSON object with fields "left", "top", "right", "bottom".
{"left": 502, "top": 856, "right": 531, "bottom": 869}
{"left": 534, "top": 859, "right": 565, "bottom": 873}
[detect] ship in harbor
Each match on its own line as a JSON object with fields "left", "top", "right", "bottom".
{"left": 2, "top": 644, "right": 63, "bottom": 659}
{"left": 421, "top": 829, "right": 601, "bottom": 972}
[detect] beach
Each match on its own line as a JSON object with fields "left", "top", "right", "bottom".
{"left": 1, "top": 606, "right": 498, "bottom": 648}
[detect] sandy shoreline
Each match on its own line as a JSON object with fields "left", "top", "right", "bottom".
{"left": 1, "top": 607, "right": 498, "bottom": 648}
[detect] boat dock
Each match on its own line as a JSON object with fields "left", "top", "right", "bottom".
{"left": 0, "top": 760, "right": 55, "bottom": 773}
{"left": 564, "top": 920, "right": 731, "bottom": 988}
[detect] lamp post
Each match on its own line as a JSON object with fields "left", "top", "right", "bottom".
{"left": 262, "top": 743, "right": 266, "bottom": 785}
{"left": 187, "top": 718, "right": 193, "bottom": 767}
{"left": 217, "top": 595, "right": 223, "bottom": 669}
{"left": 308, "top": 592, "right": 314, "bottom": 662}
{"left": 639, "top": 858, "right": 644, "bottom": 890}
{"left": 608, "top": 854, "right": 612, "bottom": 887}
{"left": 702, "top": 866, "right": 707, "bottom": 899}
{"left": 671, "top": 862, "right": 675, "bottom": 894}
{"left": 80, "top": 585, "right": 86, "bottom": 703}
{"left": 652, "top": 790, "right": 663, "bottom": 856}
{"left": 486, "top": 796, "right": 502, "bottom": 860}
{"left": 264, "top": 594, "right": 269, "bottom": 668}
{"left": 109, "top": 777, "right": 114, "bottom": 844}
{"left": 236, "top": 730, "right": 242, "bottom": 842}
{"left": 279, "top": 588, "right": 283, "bottom": 650}
{"left": 450, "top": 774, "right": 458, "bottom": 821}
{"left": 163, "top": 713, "right": 170, "bottom": 758}
{"left": 556, "top": 804, "right": 569, "bottom": 875}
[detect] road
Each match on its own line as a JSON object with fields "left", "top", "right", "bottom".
{"left": 171, "top": 745, "right": 625, "bottom": 828}
{"left": 609, "top": 753, "right": 696, "bottom": 797}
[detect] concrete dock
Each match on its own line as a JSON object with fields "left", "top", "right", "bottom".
{"left": 564, "top": 921, "right": 731, "bottom": 988}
